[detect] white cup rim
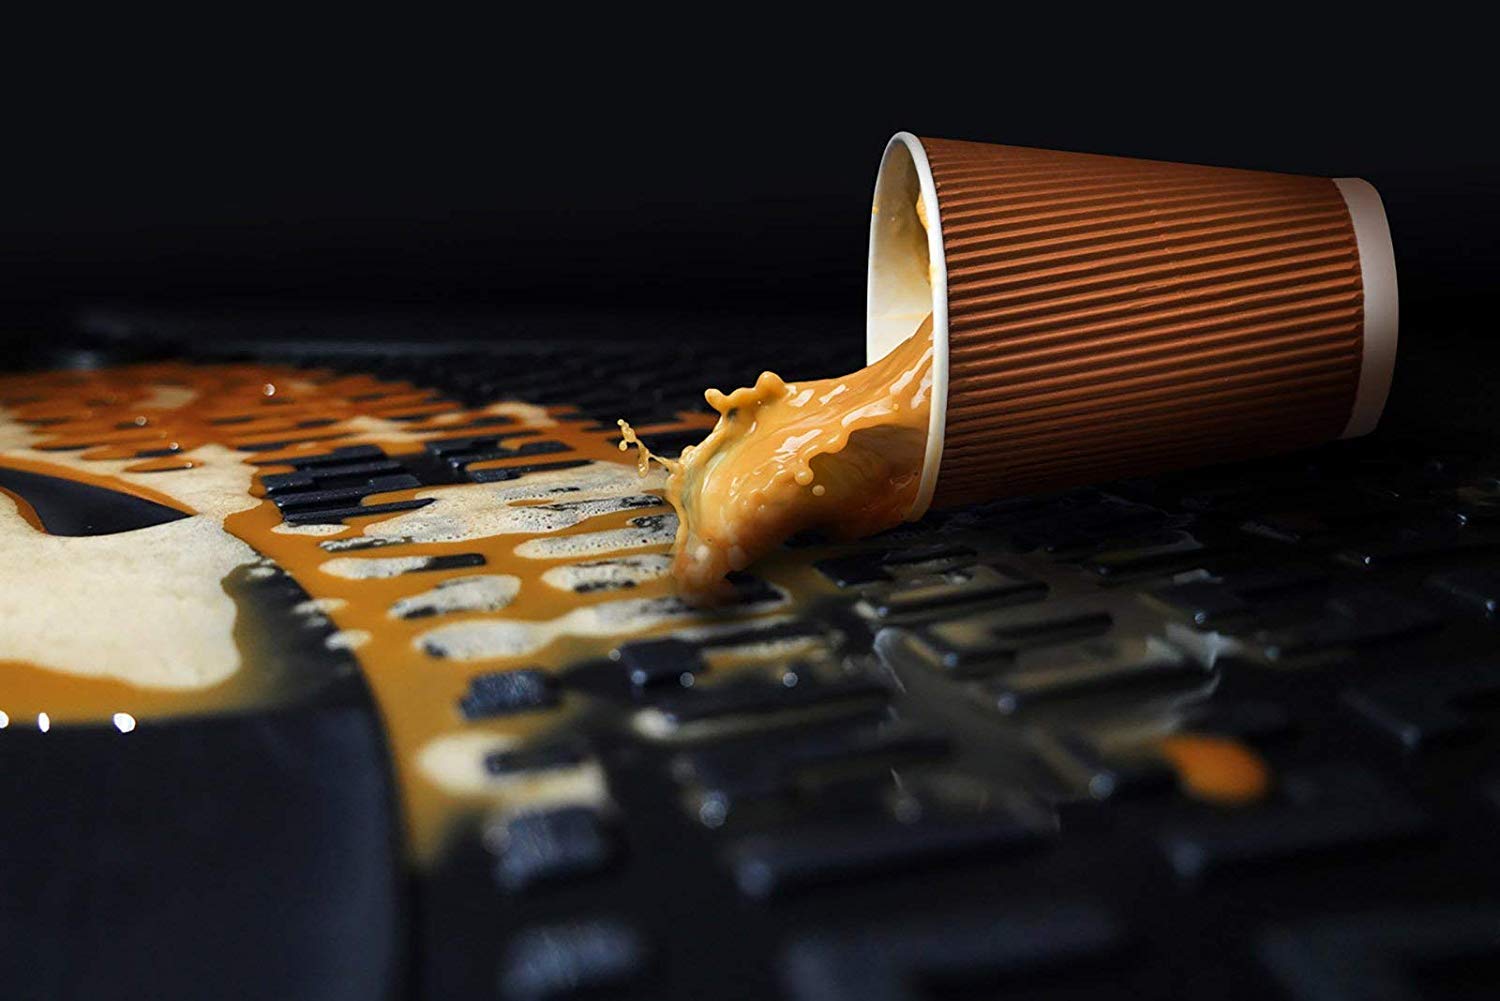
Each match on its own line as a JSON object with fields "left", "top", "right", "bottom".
{"left": 866, "top": 131, "right": 948, "bottom": 520}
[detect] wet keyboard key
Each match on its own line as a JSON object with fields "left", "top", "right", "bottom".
{"left": 500, "top": 920, "right": 647, "bottom": 1000}
{"left": 1342, "top": 662, "right": 1500, "bottom": 749}
{"left": 860, "top": 564, "right": 1046, "bottom": 619}
{"left": 458, "top": 669, "right": 558, "bottom": 719}
{"left": 728, "top": 809, "right": 1050, "bottom": 898}
{"left": 907, "top": 602, "right": 1114, "bottom": 675}
{"left": 1426, "top": 566, "right": 1500, "bottom": 615}
{"left": 782, "top": 903, "right": 1124, "bottom": 1001}
{"left": 491, "top": 806, "right": 614, "bottom": 891}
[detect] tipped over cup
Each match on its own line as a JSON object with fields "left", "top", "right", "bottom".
{"left": 868, "top": 132, "right": 1398, "bottom": 518}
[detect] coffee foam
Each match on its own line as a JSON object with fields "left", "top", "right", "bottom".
{"left": 389, "top": 574, "right": 522, "bottom": 619}
{"left": 513, "top": 518, "right": 678, "bottom": 560}
{"left": 541, "top": 555, "right": 672, "bottom": 592}
{"left": 0, "top": 495, "right": 257, "bottom": 690}
{"left": 320, "top": 554, "right": 452, "bottom": 579}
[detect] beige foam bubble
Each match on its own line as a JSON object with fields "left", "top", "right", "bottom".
{"left": 272, "top": 522, "right": 349, "bottom": 537}
{"left": 325, "top": 629, "right": 372, "bottom": 651}
{"left": 0, "top": 496, "right": 257, "bottom": 690}
{"left": 541, "top": 555, "right": 672, "bottom": 593}
{"left": 389, "top": 574, "right": 522, "bottom": 619}
{"left": 320, "top": 554, "right": 446, "bottom": 579}
{"left": 417, "top": 595, "right": 697, "bottom": 660}
{"left": 139, "top": 384, "right": 198, "bottom": 411}
{"left": 513, "top": 518, "right": 677, "bottom": 561}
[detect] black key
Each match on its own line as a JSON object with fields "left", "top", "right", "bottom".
{"left": 1034, "top": 732, "right": 1175, "bottom": 802}
{"left": 499, "top": 920, "right": 647, "bottom": 1001}
{"left": 485, "top": 740, "right": 589, "bottom": 776}
{"left": 1189, "top": 700, "right": 1294, "bottom": 742}
{"left": 645, "top": 671, "right": 888, "bottom": 730}
{"left": 989, "top": 644, "right": 1205, "bottom": 713}
{"left": 1152, "top": 567, "right": 1327, "bottom": 626}
{"left": 615, "top": 637, "right": 699, "bottom": 688}
{"left": 677, "top": 722, "right": 947, "bottom": 803}
{"left": 1160, "top": 776, "right": 1430, "bottom": 880}
{"left": 615, "top": 622, "right": 827, "bottom": 688}
{"left": 458, "top": 669, "right": 558, "bottom": 719}
{"left": 1082, "top": 530, "right": 1208, "bottom": 578}
{"left": 909, "top": 603, "right": 1113, "bottom": 675}
{"left": 270, "top": 473, "right": 421, "bottom": 512}
{"left": 883, "top": 542, "right": 977, "bottom": 567}
{"left": 440, "top": 438, "right": 569, "bottom": 471}
{"left": 1241, "top": 491, "right": 1405, "bottom": 545}
{"left": 468, "top": 458, "right": 591, "bottom": 483}
{"left": 1338, "top": 526, "right": 1500, "bottom": 568}
{"left": 250, "top": 443, "right": 387, "bottom": 468}
{"left": 1427, "top": 566, "right": 1500, "bottom": 615}
{"left": 1342, "top": 662, "right": 1500, "bottom": 749}
{"left": 514, "top": 439, "right": 569, "bottom": 457}
{"left": 815, "top": 543, "right": 977, "bottom": 588}
{"left": 261, "top": 459, "right": 407, "bottom": 494}
{"left": 723, "top": 571, "right": 782, "bottom": 606}
{"left": 492, "top": 806, "right": 614, "bottom": 891}
{"left": 423, "top": 434, "right": 503, "bottom": 457}
{"left": 861, "top": 564, "right": 1046, "bottom": 619}
{"left": 728, "top": 810, "right": 1050, "bottom": 898}
{"left": 283, "top": 498, "right": 435, "bottom": 525}
{"left": 1010, "top": 499, "right": 1166, "bottom": 553}
{"left": 814, "top": 552, "right": 891, "bottom": 587}
{"left": 414, "top": 553, "right": 486, "bottom": 572}
{"left": 1252, "top": 590, "right": 1439, "bottom": 661}
{"left": 783, "top": 903, "right": 1124, "bottom": 1001}
{"left": 1260, "top": 906, "right": 1500, "bottom": 1001}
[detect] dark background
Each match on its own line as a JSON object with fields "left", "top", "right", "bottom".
{"left": 0, "top": 24, "right": 1493, "bottom": 351}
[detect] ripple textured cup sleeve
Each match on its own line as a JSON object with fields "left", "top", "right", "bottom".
{"left": 868, "top": 133, "right": 1398, "bottom": 516}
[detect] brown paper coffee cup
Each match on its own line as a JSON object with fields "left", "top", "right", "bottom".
{"left": 867, "top": 133, "right": 1398, "bottom": 517}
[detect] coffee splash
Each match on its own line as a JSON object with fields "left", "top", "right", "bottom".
{"left": 621, "top": 315, "right": 934, "bottom": 600}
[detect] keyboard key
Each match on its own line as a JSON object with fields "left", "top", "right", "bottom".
{"left": 458, "top": 669, "right": 558, "bottom": 719}
{"left": 491, "top": 806, "right": 614, "bottom": 891}
{"left": 728, "top": 809, "right": 1050, "bottom": 898}
{"left": 1252, "top": 590, "right": 1440, "bottom": 661}
{"left": 1260, "top": 906, "right": 1500, "bottom": 1001}
{"left": 614, "top": 622, "right": 828, "bottom": 688}
{"left": 1342, "top": 662, "right": 1500, "bottom": 749}
{"left": 906, "top": 602, "right": 1114, "bottom": 676}
{"left": 1338, "top": 526, "right": 1500, "bottom": 568}
{"left": 615, "top": 638, "right": 699, "bottom": 688}
{"left": 269, "top": 473, "right": 421, "bottom": 512}
{"left": 782, "top": 903, "right": 1124, "bottom": 1001}
{"left": 988, "top": 640, "right": 1204, "bottom": 713}
{"left": 1426, "top": 566, "right": 1500, "bottom": 615}
{"left": 467, "top": 458, "right": 591, "bottom": 483}
{"left": 283, "top": 498, "right": 434, "bottom": 525}
{"left": 258, "top": 443, "right": 387, "bottom": 468}
{"left": 499, "top": 920, "right": 647, "bottom": 1000}
{"left": 1160, "top": 767, "right": 1431, "bottom": 880}
{"left": 1152, "top": 567, "right": 1327, "bottom": 626}
{"left": 815, "top": 543, "right": 977, "bottom": 588}
{"left": 485, "top": 739, "right": 588, "bottom": 776}
{"left": 260, "top": 459, "right": 406, "bottom": 493}
{"left": 1082, "top": 530, "right": 1208, "bottom": 578}
{"left": 676, "top": 722, "right": 949, "bottom": 805}
{"left": 859, "top": 564, "right": 1046, "bottom": 620}
{"left": 641, "top": 669, "right": 888, "bottom": 732}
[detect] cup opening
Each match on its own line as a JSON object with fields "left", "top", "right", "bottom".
{"left": 867, "top": 132, "right": 949, "bottom": 519}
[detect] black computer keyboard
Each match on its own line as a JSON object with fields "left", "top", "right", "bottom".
{"left": 2, "top": 320, "right": 1498, "bottom": 1001}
